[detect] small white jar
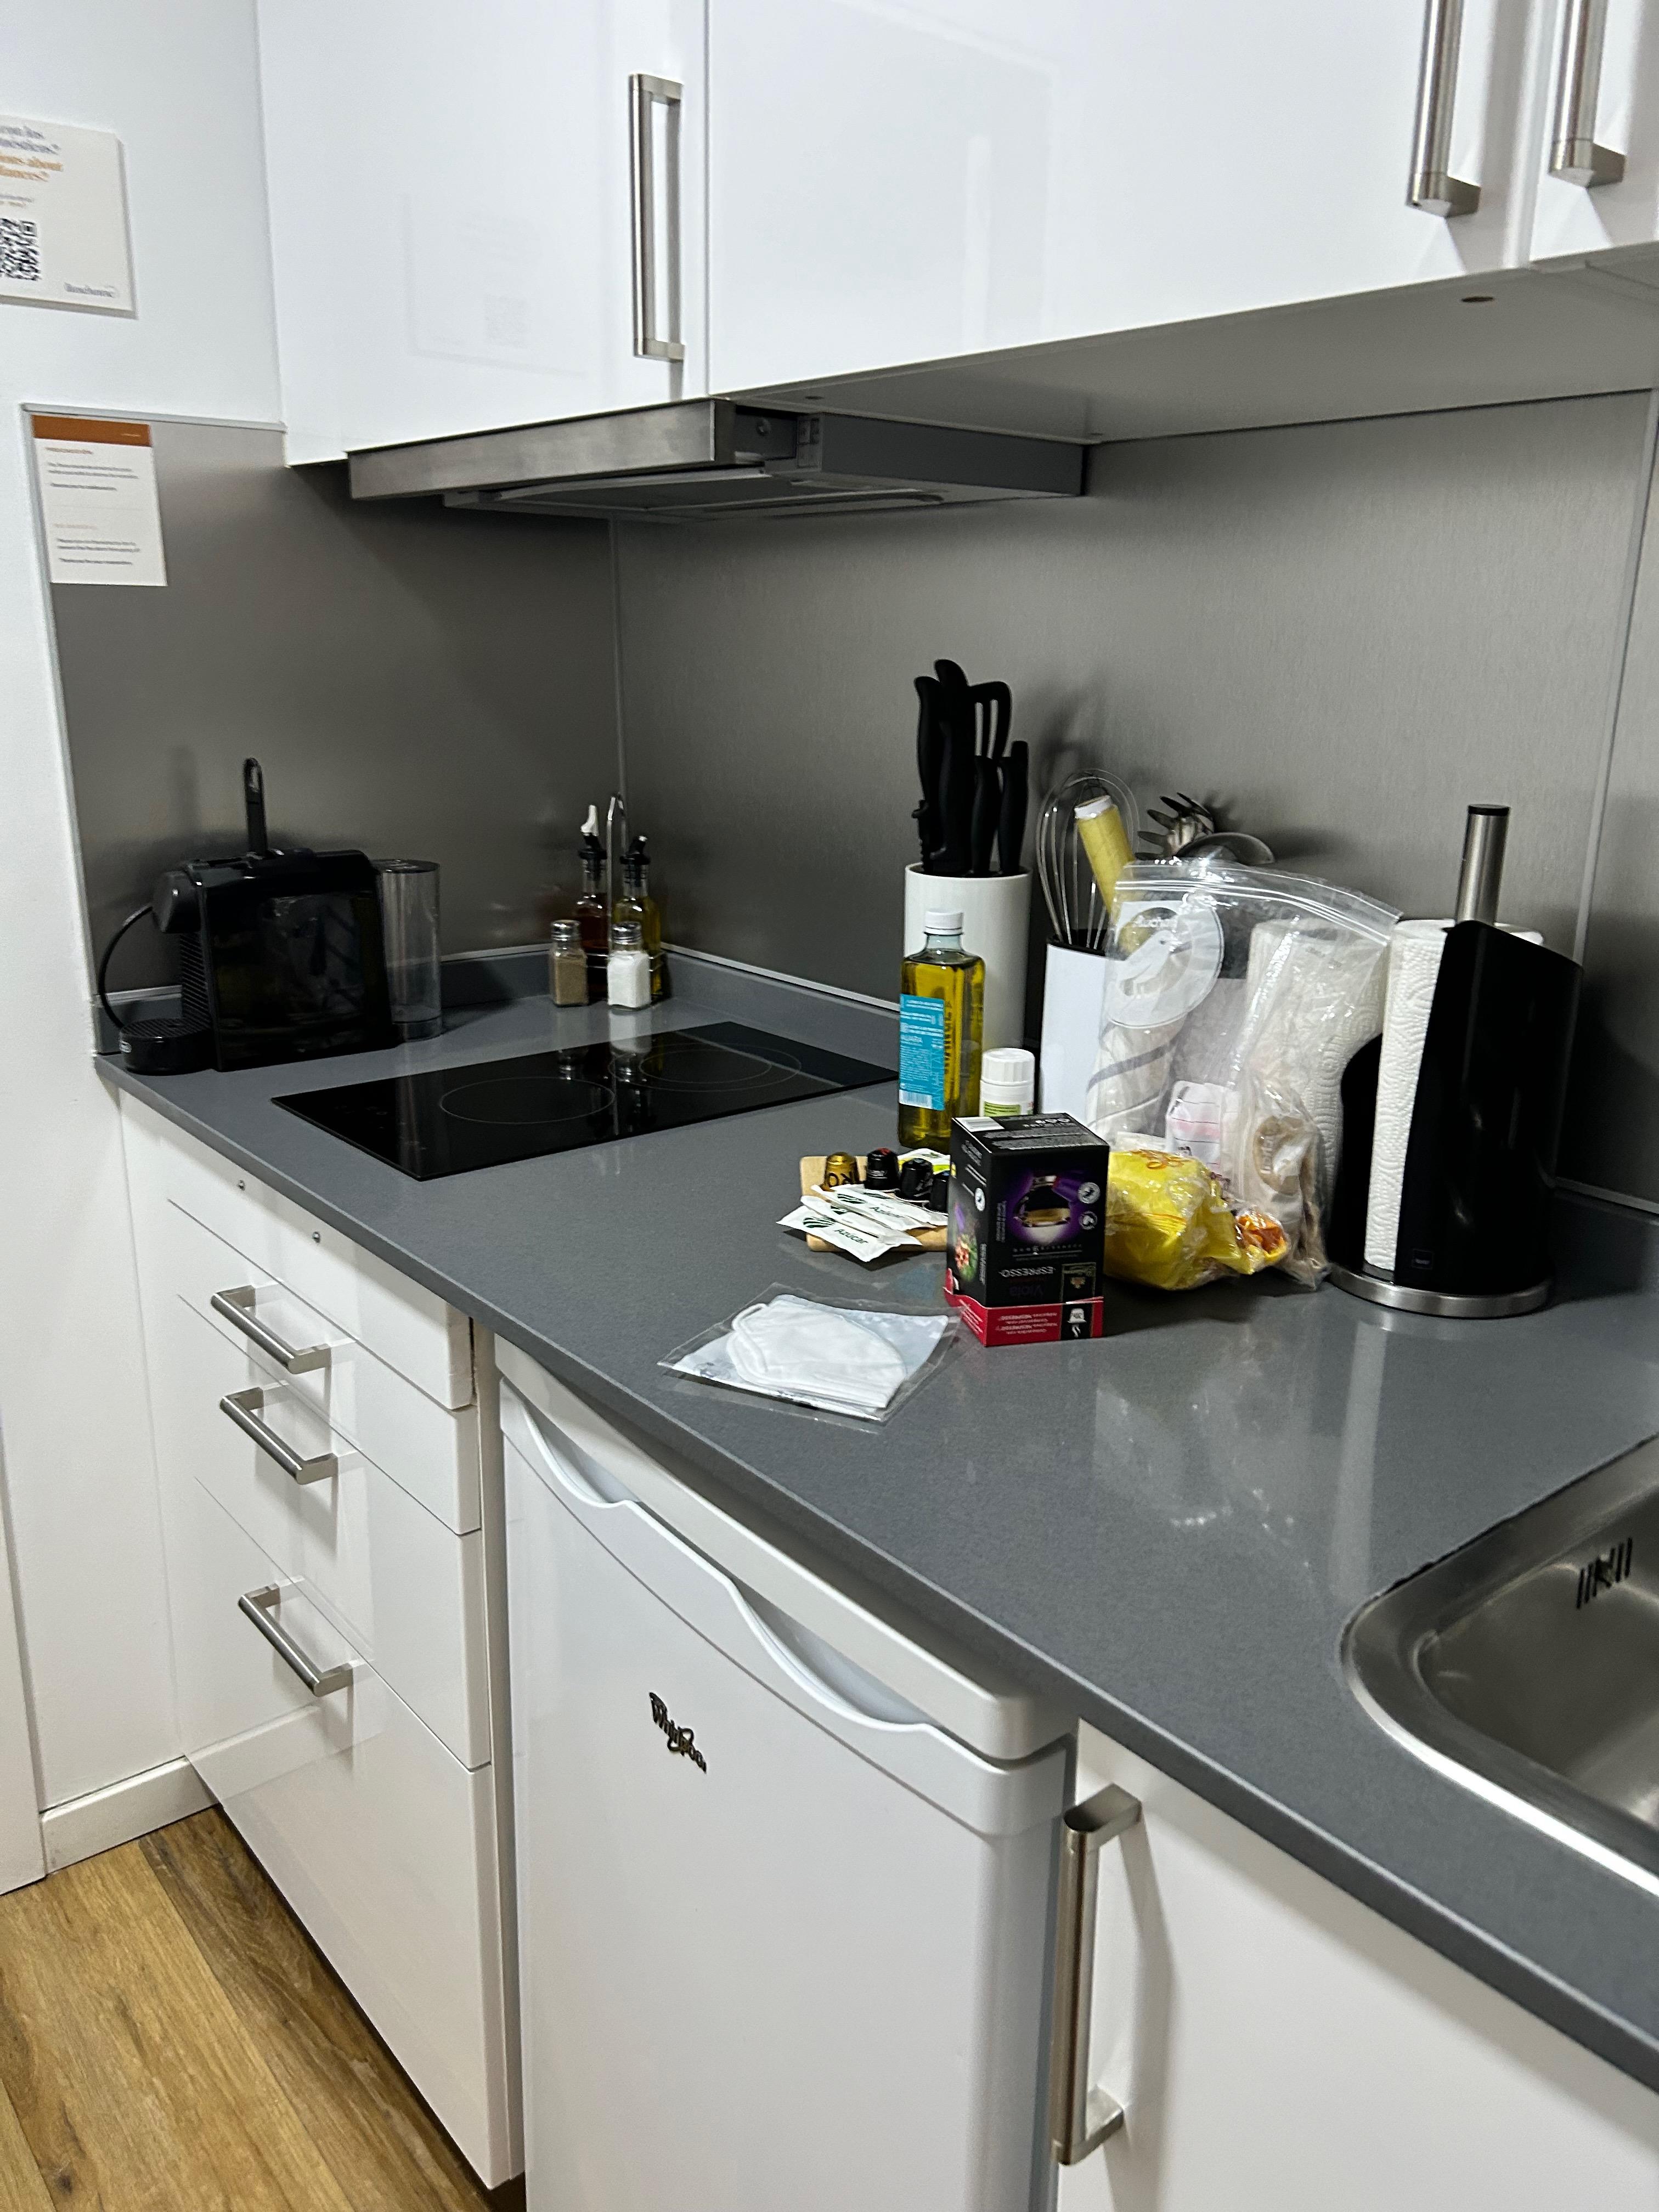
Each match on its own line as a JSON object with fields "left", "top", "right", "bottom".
{"left": 980, "top": 1046, "right": 1035, "bottom": 1118}
{"left": 607, "top": 920, "right": 652, "bottom": 1010}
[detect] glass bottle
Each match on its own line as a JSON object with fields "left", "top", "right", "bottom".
{"left": 574, "top": 826, "right": 609, "bottom": 1000}
{"left": 614, "top": 836, "right": 668, "bottom": 1002}
{"left": 549, "top": 918, "right": 588, "bottom": 1007}
{"left": 898, "top": 909, "right": 984, "bottom": 1149}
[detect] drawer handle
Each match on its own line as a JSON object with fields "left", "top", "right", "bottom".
{"left": 1049, "top": 1782, "right": 1141, "bottom": 2165}
{"left": 219, "top": 1387, "right": 337, "bottom": 1486}
{"left": 211, "top": 1285, "right": 331, "bottom": 1374}
{"left": 1407, "top": 0, "right": 1480, "bottom": 216}
{"left": 1550, "top": 0, "right": 1625, "bottom": 187}
{"left": 238, "top": 1584, "right": 352, "bottom": 1697}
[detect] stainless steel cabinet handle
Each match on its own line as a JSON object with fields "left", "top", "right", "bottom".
{"left": 1550, "top": 0, "right": 1626, "bottom": 185}
{"left": 1408, "top": 0, "right": 1481, "bottom": 215}
{"left": 210, "top": 1285, "right": 330, "bottom": 1374}
{"left": 1049, "top": 1782, "right": 1142, "bottom": 2165}
{"left": 238, "top": 1584, "right": 352, "bottom": 1697}
{"left": 629, "top": 72, "right": 685, "bottom": 362}
{"left": 219, "top": 1387, "right": 337, "bottom": 1485}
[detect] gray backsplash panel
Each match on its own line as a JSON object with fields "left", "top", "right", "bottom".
{"left": 47, "top": 416, "right": 619, "bottom": 987}
{"left": 615, "top": 390, "right": 1659, "bottom": 1199}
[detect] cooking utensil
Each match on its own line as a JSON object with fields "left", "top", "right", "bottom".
{"left": 938, "top": 722, "right": 975, "bottom": 876}
{"left": 1036, "top": 772, "right": 1139, "bottom": 951}
{"left": 969, "top": 755, "right": 1002, "bottom": 876}
{"left": 1181, "top": 830, "right": 1277, "bottom": 867}
{"left": 913, "top": 676, "right": 945, "bottom": 867}
{"left": 1138, "top": 792, "right": 1216, "bottom": 859}
{"left": 997, "top": 741, "right": 1028, "bottom": 874}
{"left": 970, "top": 680, "right": 1012, "bottom": 761}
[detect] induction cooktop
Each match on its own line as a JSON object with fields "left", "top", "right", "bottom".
{"left": 275, "top": 1021, "right": 895, "bottom": 1180}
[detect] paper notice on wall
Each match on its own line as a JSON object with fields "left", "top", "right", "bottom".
{"left": 0, "top": 116, "right": 132, "bottom": 312}
{"left": 32, "top": 416, "right": 166, "bottom": 586}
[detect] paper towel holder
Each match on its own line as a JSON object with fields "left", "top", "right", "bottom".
{"left": 1327, "top": 910, "right": 1579, "bottom": 1317}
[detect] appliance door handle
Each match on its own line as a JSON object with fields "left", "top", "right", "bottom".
{"left": 1550, "top": 0, "right": 1626, "bottom": 185}
{"left": 219, "top": 1387, "right": 337, "bottom": 1486}
{"left": 1407, "top": 0, "right": 1481, "bottom": 215}
{"left": 629, "top": 72, "right": 685, "bottom": 361}
{"left": 1049, "top": 1782, "right": 1142, "bottom": 2165}
{"left": 210, "top": 1285, "right": 331, "bottom": 1374}
{"left": 238, "top": 1584, "right": 353, "bottom": 1697}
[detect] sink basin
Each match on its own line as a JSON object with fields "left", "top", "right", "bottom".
{"left": 1345, "top": 1435, "right": 1659, "bottom": 1892}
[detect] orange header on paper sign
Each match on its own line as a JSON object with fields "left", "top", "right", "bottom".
{"left": 30, "top": 415, "right": 151, "bottom": 446}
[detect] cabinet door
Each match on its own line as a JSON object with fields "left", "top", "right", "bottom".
{"left": 708, "top": 0, "right": 1531, "bottom": 397}
{"left": 1054, "top": 1723, "right": 1659, "bottom": 2211}
{"left": 1528, "top": 0, "right": 1659, "bottom": 262}
{"left": 257, "top": 0, "right": 706, "bottom": 461}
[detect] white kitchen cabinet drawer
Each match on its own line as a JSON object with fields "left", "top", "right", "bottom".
{"left": 166, "top": 1198, "right": 481, "bottom": 1534}
{"left": 156, "top": 1118, "right": 472, "bottom": 1410}
{"left": 167, "top": 1292, "right": 490, "bottom": 1768}
{"left": 166, "top": 1475, "right": 517, "bottom": 2187}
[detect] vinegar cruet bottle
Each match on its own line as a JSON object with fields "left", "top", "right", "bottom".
{"left": 899, "top": 909, "right": 984, "bottom": 1149}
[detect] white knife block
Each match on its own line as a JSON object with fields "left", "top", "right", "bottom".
{"left": 902, "top": 866, "right": 1030, "bottom": 1053}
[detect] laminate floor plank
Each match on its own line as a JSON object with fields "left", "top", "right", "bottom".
{"left": 142, "top": 1809, "right": 496, "bottom": 2212}
{"left": 0, "top": 2074, "right": 53, "bottom": 2211}
{"left": 0, "top": 1836, "right": 356, "bottom": 2212}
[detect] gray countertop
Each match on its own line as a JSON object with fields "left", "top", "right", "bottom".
{"left": 100, "top": 961, "right": 1659, "bottom": 2095}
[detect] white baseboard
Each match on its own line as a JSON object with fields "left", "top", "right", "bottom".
{"left": 41, "top": 1756, "right": 212, "bottom": 1872}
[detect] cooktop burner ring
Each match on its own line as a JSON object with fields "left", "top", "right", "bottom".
{"left": 639, "top": 1039, "right": 804, "bottom": 1093}
{"left": 438, "top": 1075, "right": 617, "bottom": 1128}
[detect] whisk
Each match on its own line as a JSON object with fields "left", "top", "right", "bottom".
{"left": 1036, "top": 772, "right": 1139, "bottom": 952}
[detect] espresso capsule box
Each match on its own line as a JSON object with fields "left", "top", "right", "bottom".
{"left": 945, "top": 1114, "right": 1113, "bottom": 1346}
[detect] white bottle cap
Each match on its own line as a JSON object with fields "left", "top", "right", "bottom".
{"left": 980, "top": 1046, "right": 1036, "bottom": 1112}
{"left": 983, "top": 1047, "right": 1035, "bottom": 1086}
{"left": 923, "top": 909, "right": 964, "bottom": 933}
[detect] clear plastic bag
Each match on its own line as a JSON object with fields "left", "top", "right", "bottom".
{"left": 1086, "top": 859, "right": 1398, "bottom": 1283}
{"left": 662, "top": 1285, "right": 961, "bottom": 1424}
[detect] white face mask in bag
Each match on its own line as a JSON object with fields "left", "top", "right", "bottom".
{"left": 727, "top": 1297, "right": 910, "bottom": 1415}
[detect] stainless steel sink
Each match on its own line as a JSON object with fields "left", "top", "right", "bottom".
{"left": 1345, "top": 1434, "right": 1659, "bottom": 1892}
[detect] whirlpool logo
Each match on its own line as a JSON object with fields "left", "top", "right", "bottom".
{"left": 650, "top": 1691, "right": 707, "bottom": 1773}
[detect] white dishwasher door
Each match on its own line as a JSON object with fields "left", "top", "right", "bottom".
{"left": 503, "top": 1385, "right": 1065, "bottom": 2212}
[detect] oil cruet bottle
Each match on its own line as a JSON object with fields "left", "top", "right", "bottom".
{"left": 899, "top": 909, "right": 984, "bottom": 1149}
{"left": 575, "top": 806, "right": 610, "bottom": 1000}
{"left": 614, "top": 835, "right": 668, "bottom": 1001}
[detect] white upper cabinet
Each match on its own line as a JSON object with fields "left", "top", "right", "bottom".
{"left": 1528, "top": 0, "right": 1659, "bottom": 261}
{"left": 256, "top": 1, "right": 707, "bottom": 461}
{"left": 708, "top": 0, "right": 1538, "bottom": 397}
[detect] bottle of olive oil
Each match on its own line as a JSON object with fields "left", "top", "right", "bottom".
{"left": 899, "top": 910, "right": 984, "bottom": 1149}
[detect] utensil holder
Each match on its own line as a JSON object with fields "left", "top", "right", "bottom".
{"left": 376, "top": 859, "right": 442, "bottom": 1040}
{"left": 903, "top": 866, "right": 1030, "bottom": 1052}
{"left": 1039, "top": 944, "right": 1107, "bottom": 1121}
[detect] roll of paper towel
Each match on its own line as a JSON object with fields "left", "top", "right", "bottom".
{"left": 1364, "top": 921, "right": 1450, "bottom": 1274}
{"left": 1364, "top": 918, "right": 1544, "bottom": 1273}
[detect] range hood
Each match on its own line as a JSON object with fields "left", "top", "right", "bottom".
{"left": 347, "top": 398, "right": 1086, "bottom": 521}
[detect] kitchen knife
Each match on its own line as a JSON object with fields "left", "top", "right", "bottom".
{"left": 913, "top": 675, "right": 945, "bottom": 868}
{"left": 996, "top": 741, "right": 1028, "bottom": 874}
{"left": 970, "top": 755, "right": 1002, "bottom": 876}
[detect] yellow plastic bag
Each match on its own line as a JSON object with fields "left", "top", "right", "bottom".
{"left": 1103, "top": 1147, "right": 1288, "bottom": 1292}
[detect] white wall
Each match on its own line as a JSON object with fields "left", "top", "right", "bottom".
{"left": 0, "top": 2, "right": 280, "bottom": 1807}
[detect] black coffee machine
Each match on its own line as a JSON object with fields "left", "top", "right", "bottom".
{"left": 99, "top": 760, "right": 394, "bottom": 1074}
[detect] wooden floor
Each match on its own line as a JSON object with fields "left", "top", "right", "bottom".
{"left": 0, "top": 1808, "right": 521, "bottom": 2211}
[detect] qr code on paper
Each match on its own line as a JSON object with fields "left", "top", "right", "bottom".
{"left": 0, "top": 217, "right": 40, "bottom": 283}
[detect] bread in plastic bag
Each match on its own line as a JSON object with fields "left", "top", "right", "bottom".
{"left": 1086, "top": 859, "right": 1398, "bottom": 1283}
{"left": 1103, "top": 1144, "right": 1288, "bottom": 1291}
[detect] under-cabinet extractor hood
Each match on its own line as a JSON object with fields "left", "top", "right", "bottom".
{"left": 347, "top": 399, "right": 1086, "bottom": 521}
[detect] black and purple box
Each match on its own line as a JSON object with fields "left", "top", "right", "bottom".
{"left": 944, "top": 1114, "right": 1111, "bottom": 1347}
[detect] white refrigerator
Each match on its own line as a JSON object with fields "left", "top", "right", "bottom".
{"left": 500, "top": 1351, "right": 1069, "bottom": 2212}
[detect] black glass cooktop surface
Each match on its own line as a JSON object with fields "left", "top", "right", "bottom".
{"left": 275, "top": 1022, "right": 895, "bottom": 1180}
